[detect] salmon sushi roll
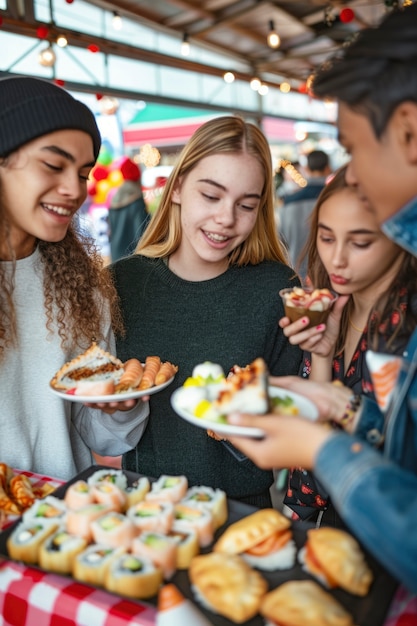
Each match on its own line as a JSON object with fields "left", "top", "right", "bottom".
{"left": 39, "top": 528, "right": 88, "bottom": 574}
{"left": 104, "top": 553, "right": 163, "bottom": 599}
{"left": 173, "top": 504, "right": 214, "bottom": 548}
{"left": 7, "top": 519, "right": 59, "bottom": 565}
{"left": 145, "top": 475, "right": 188, "bottom": 504}
{"left": 73, "top": 543, "right": 125, "bottom": 586}
{"left": 64, "top": 480, "right": 94, "bottom": 510}
{"left": 124, "top": 476, "right": 151, "bottom": 510}
{"left": 66, "top": 503, "right": 112, "bottom": 541}
{"left": 91, "top": 512, "right": 137, "bottom": 549}
{"left": 22, "top": 495, "right": 67, "bottom": 526}
{"left": 167, "top": 524, "right": 200, "bottom": 569}
{"left": 87, "top": 469, "right": 127, "bottom": 491}
{"left": 181, "top": 486, "right": 228, "bottom": 530}
{"left": 126, "top": 500, "right": 174, "bottom": 534}
{"left": 132, "top": 531, "right": 178, "bottom": 580}
{"left": 91, "top": 482, "right": 127, "bottom": 512}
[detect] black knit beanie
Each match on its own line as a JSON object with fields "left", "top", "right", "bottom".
{"left": 0, "top": 75, "right": 101, "bottom": 159}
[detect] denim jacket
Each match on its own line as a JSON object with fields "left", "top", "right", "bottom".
{"left": 314, "top": 196, "right": 417, "bottom": 593}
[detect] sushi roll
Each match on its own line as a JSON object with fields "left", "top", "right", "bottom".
{"left": 167, "top": 524, "right": 200, "bottom": 569}
{"left": 145, "top": 475, "right": 188, "bottom": 504}
{"left": 22, "top": 495, "right": 67, "bottom": 525}
{"left": 181, "top": 486, "right": 228, "bottom": 530}
{"left": 104, "top": 553, "right": 163, "bottom": 599}
{"left": 126, "top": 501, "right": 174, "bottom": 534}
{"left": 91, "top": 482, "right": 127, "bottom": 512}
{"left": 173, "top": 504, "right": 214, "bottom": 548}
{"left": 132, "top": 531, "right": 178, "bottom": 580}
{"left": 87, "top": 468, "right": 128, "bottom": 491}
{"left": 124, "top": 476, "right": 151, "bottom": 509}
{"left": 7, "top": 519, "right": 59, "bottom": 564}
{"left": 66, "top": 503, "right": 112, "bottom": 541}
{"left": 73, "top": 543, "right": 125, "bottom": 586}
{"left": 38, "top": 528, "right": 88, "bottom": 574}
{"left": 64, "top": 480, "right": 94, "bottom": 510}
{"left": 90, "top": 512, "right": 137, "bottom": 549}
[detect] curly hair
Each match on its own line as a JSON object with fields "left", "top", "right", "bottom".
{"left": 136, "top": 115, "right": 289, "bottom": 266}
{"left": 0, "top": 219, "right": 123, "bottom": 362}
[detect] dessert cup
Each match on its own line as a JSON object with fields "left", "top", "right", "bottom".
{"left": 279, "top": 287, "right": 338, "bottom": 328}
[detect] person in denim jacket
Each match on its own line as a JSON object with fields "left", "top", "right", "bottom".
{"left": 226, "top": 3, "right": 417, "bottom": 597}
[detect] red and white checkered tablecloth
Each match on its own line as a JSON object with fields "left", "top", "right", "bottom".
{"left": 0, "top": 558, "right": 156, "bottom": 626}
{"left": 0, "top": 469, "right": 157, "bottom": 626}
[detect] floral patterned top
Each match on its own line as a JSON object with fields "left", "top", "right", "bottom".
{"left": 284, "top": 288, "right": 412, "bottom": 520}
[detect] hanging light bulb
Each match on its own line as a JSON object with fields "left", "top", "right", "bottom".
{"left": 38, "top": 43, "right": 56, "bottom": 67}
{"left": 56, "top": 34, "right": 68, "bottom": 47}
{"left": 112, "top": 11, "right": 122, "bottom": 30}
{"left": 223, "top": 71, "right": 235, "bottom": 83}
{"left": 258, "top": 84, "right": 269, "bottom": 96}
{"left": 267, "top": 20, "right": 280, "bottom": 49}
{"left": 181, "top": 33, "right": 190, "bottom": 56}
{"left": 250, "top": 77, "right": 261, "bottom": 91}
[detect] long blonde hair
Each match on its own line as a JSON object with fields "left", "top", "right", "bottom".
{"left": 136, "top": 116, "right": 288, "bottom": 266}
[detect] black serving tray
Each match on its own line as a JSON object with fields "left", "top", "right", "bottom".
{"left": 0, "top": 466, "right": 398, "bottom": 626}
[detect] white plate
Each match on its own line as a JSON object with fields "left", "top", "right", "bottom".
{"left": 170, "top": 385, "right": 318, "bottom": 439}
{"left": 49, "top": 375, "right": 175, "bottom": 404}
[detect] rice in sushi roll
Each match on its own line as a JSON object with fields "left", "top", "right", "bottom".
{"left": 64, "top": 480, "right": 94, "bottom": 510}
{"left": 181, "top": 486, "right": 228, "bottom": 530}
{"left": 173, "top": 504, "right": 214, "bottom": 548}
{"left": 90, "top": 512, "right": 137, "bottom": 549}
{"left": 38, "top": 528, "right": 88, "bottom": 574}
{"left": 87, "top": 469, "right": 128, "bottom": 491}
{"left": 73, "top": 543, "right": 125, "bottom": 586}
{"left": 145, "top": 475, "right": 188, "bottom": 504}
{"left": 132, "top": 531, "right": 178, "bottom": 580}
{"left": 91, "top": 482, "right": 127, "bottom": 512}
{"left": 124, "top": 476, "right": 151, "bottom": 509}
{"left": 126, "top": 501, "right": 174, "bottom": 534}
{"left": 104, "top": 553, "right": 163, "bottom": 599}
{"left": 167, "top": 525, "right": 200, "bottom": 569}
{"left": 7, "top": 519, "right": 59, "bottom": 564}
{"left": 22, "top": 495, "right": 67, "bottom": 525}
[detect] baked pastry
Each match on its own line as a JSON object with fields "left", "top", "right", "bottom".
{"left": 260, "top": 580, "right": 355, "bottom": 626}
{"left": 189, "top": 552, "right": 268, "bottom": 623}
{"left": 214, "top": 508, "right": 296, "bottom": 571}
{"left": 301, "top": 527, "right": 373, "bottom": 596}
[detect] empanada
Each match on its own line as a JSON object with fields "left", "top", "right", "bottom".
{"left": 302, "top": 527, "right": 373, "bottom": 596}
{"left": 189, "top": 552, "right": 268, "bottom": 623}
{"left": 260, "top": 580, "right": 355, "bottom": 626}
{"left": 214, "top": 508, "right": 291, "bottom": 554}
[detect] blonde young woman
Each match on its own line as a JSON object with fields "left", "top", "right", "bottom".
{"left": 0, "top": 76, "right": 148, "bottom": 480}
{"left": 110, "top": 116, "right": 302, "bottom": 507}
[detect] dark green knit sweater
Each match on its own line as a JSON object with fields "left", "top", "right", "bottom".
{"left": 110, "top": 255, "right": 301, "bottom": 506}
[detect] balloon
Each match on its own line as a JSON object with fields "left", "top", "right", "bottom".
{"left": 91, "top": 164, "right": 109, "bottom": 181}
{"left": 108, "top": 169, "right": 124, "bottom": 187}
{"left": 96, "top": 147, "right": 113, "bottom": 166}
{"left": 94, "top": 179, "right": 111, "bottom": 204}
